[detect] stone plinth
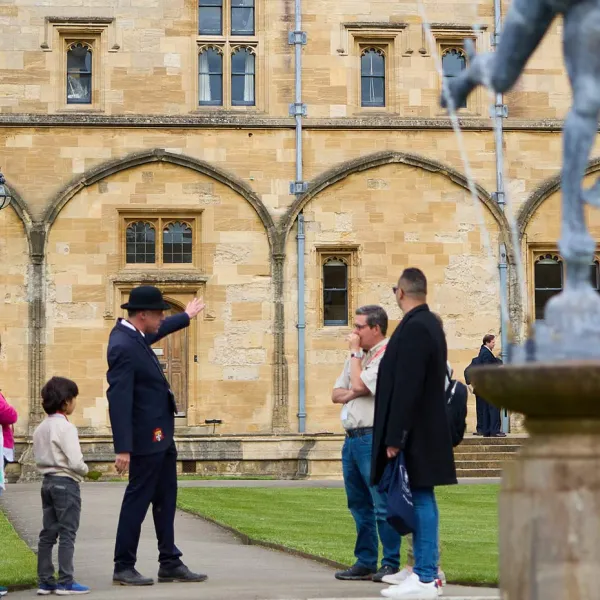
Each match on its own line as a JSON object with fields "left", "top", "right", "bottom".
{"left": 472, "top": 362, "right": 600, "bottom": 600}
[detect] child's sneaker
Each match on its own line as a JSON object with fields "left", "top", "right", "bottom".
{"left": 37, "top": 582, "right": 58, "bottom": 595}
{"left": 56, "top": 582, "right": 90, "bottom": 595}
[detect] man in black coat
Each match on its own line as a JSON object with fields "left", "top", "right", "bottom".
{"left": 475, "top": 334, "right": 506, "bottom": 438}
{"left": 107, "top": 286, "right": 206, "bottom": 586}
{"left": 371, "top": 268, "right": 456, "bottom": 600}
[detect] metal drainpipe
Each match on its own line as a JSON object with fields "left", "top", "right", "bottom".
{"left": 289, "top": 0, "right": 308, "bottom": 433}
{"left": 492, "top": 0, "right": 510, "bottom": 433}
{"left": 296, "top": 215, "right": 306, "bottom": 433}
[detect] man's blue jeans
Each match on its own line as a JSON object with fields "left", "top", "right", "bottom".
{"left": 411, "top": 487, "right": 439, "bottom": 583}
{"left": 342, "top": 433, "right": 400, "bottom": 571}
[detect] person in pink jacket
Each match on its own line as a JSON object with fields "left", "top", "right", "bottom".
{"left": 0, "top": 390, "right": 17, "bottom": 467}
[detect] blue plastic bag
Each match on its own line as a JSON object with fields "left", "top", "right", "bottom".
{"left": 377, "top": 453, "right": 415, "bottom": 535}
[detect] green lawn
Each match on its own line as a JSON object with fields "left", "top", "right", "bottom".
{"left": 178, "top": 485, "right": 499, "bottom": 586}
{"left": 0, "top": 506, "right": 37, "bottom": 589}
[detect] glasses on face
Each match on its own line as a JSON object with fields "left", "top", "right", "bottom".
{"left": 353, "top": 323, "right": 369, "bottom": 330}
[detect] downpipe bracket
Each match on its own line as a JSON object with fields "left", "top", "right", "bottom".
{"left": 290, "top": 181, "right": 308, "bottom": 194}
{"left": 288, "top": 30, "right": 307, "bottom": 45}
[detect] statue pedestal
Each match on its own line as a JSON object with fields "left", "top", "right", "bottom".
{"left": 471, "top": 363, "right": 600, "bottom": 600}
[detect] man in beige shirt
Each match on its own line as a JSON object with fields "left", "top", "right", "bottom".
{"left": 331, "top": 305, "right": 400, "bottom": 583}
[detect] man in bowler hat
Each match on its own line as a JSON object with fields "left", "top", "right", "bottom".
{"left": 107, "top": 285, "right": 206, "bottom": 586}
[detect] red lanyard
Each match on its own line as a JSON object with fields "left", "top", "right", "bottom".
{"left": 364, "top": 344, "right": 387, "bottom": 367}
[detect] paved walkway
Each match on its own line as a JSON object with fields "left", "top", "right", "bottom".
{"left": 1, "top": 482, "right": 500, "bottom": 600}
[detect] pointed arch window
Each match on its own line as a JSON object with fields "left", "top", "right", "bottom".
{"left": 66, "top": 42, "right": 92, "bottom": 104}
{"left": 126, "top": 222, "right": 156, "bottom": 264}
{"left": 323, "top": 257, "right": 349, "bottom": 326}
{"left": 534, "top": 254, "right": 563, "bottom": 320}
{"left": 361, "top": 48, "right": 385, "bottom": 108}
{"left": 163, "top": 222, "right": 193, "bottom": 264}
{"left": 198, "top": 46, "right": 223, "bottom": 106}
{"left": 231, "top": 47, "right": 255, "bottom": 106}
{"left": 442, "top": 48, "right": 467, "bottom": 108}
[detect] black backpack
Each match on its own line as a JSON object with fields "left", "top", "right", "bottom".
{"left": 463, "top": 355, "right": 480, "bottom": 386}
{"left": 446, "top": 372, "right": 468, "bottom": 447}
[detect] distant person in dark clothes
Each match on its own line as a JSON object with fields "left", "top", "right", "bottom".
{"left": 475, "top": 334, "right": 505, "bottom": 438}
{"left": 107, "top": 286, "right": 207, "bottom": 586}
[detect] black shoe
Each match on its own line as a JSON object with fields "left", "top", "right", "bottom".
{"left": 492, "top": 432, "right": 507, "bottom": 437}
{"left": 334, "top": 564, "right": 375, "bottom": 581}
{"left": 158, "top": 565, "right": 208, "bottom": 583}
{"left": 372, "top": 565, "right": 398, "bottom": 583}
{"left": 113, "top": 568, "right": 154, "bottom": 586}
{"left": 473, "top": 430, "right": 484, "bottom": 436}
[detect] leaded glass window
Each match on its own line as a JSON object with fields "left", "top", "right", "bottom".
{"left": 126, "top": 222, "right": 156, "bottom": 264}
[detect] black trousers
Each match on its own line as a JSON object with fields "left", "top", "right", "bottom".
{"left": 475, "top": 395, "right": 485, "bottom": 433}
{"left": 114, "top": 443, "right": 183, "bottom": 572}
{"left": 478, "top": 397, "right": 501, "bottom": 436}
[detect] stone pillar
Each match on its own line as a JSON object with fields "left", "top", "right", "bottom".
{"left": 271, "top": 252, "right": 289, "bottom": 433}
{"left": 500, "top": 421, "right": 600, "bottom": 600}
{"left": 19, "top": 224, "right": 46, "bottom": 482}
{"left": 471, "top": 364, "right": 600, "bottom": 600}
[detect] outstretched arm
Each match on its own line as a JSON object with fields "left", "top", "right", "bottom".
{"left": 147, "top": 297, "right": 206, "bottom": 345}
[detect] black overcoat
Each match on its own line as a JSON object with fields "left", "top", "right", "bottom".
{"left": 474, "top": 344, "right": 501, "bottom": 402}
{"left": 106, "top": 314, "right": 190, "bottom": 456}
{"left": 371, "top": 304, "right": 457, "bottom": 488}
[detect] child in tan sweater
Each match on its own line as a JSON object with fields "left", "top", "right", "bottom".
{"left": 33, "top": 377, "right": 90, "bottom": 596}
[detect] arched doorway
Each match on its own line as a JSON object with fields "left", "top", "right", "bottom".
{"left": 151, "top": 302, "right": 189, "bottom": 418}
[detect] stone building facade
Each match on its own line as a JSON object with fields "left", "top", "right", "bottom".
{"left": 0, "top": 0, "right": 597, "bottom": 476}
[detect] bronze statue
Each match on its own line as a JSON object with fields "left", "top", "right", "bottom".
{"left": 443, "top": 0, "right": 600, "bottom": 361}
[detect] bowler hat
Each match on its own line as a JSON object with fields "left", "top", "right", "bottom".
{"left": 120, "top": 286, "right": 171, "bottom": 311}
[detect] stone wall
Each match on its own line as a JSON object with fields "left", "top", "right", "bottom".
{"left": 0, "top": 206, "right": 29, "bottom": 436}
{"left": 0, "top": 0, "right": 588, "bottom": 448}
{"left": 0, "top": 0, "right": 574, "bottom": 120}
{"left": 44, "top": 160, "right": 273, "bottom": 433}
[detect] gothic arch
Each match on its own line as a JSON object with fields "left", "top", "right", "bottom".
{"left": 43, "top": 148, "right": 276, "bottom": 250}
{"left": 278, "top": 150, "right": 511, "bottom": 253}
{"left": 517, "top": 158, "right": 600, "bottom": 237}
{"left": 1, "top": 181, "right": 37, "bottom": 257}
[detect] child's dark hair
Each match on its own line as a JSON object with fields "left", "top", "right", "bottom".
{"left": 41, "top": 377, "right": 79, "bottom": 415}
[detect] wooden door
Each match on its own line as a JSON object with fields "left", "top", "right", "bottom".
{"left": 152, "top": 304, "right": 189, "bottom": 417}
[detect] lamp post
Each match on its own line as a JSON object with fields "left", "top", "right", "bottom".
{"left": 0, "top": 169, "right": 11, "bottom": 211}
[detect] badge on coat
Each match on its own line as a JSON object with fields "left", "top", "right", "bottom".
{"left": 153, "top": 428, "right": 164, "bottom": 443}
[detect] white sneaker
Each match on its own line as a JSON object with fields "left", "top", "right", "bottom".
{"left": 382, "top": 567, "right": 412, "bottom": 585}
{"left": 380, "top": 573, "right": 440, "bottom": 599}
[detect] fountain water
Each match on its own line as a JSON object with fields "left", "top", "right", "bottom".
{"left": 417, "top": 5, "right": 515, "bottom": 339}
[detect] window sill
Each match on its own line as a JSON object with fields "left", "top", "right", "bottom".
{"left": 55, "top": 107, "right": 105, "bottom": 113}
{"left": 193, "top": 106, "right": 263, "bottom": 114}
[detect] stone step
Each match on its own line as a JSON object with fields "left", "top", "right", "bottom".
{"left": 459, "top": 435, "right": 527, "bottom": 445}
{"left": 454, "top": 444, "right": 521, "bottom": 454}
{"left": 456, "top": 468, "right": 503, "bottom": 478}
{"left": 455, "top": 459, "right": 514, "bottom": 470}
{"left": 454, "top": 452, "right": 518, "bottom": 462}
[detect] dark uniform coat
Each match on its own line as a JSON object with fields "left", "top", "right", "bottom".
{"left": 371, "top": 304, "right": 457, "bottom": 489}
{"left": 107, "top": 314, "right": 189, "bottom": 456}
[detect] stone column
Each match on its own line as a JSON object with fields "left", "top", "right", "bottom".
{"left": 500, "top": 422, "right": 599, "bottom": 600}
{"left": 472, "top": 364, "right": 600, "bottom": 600}
{"left": 19, "top": 224, "right": 46, "bottom": 482}
{"left": 271, "top": 252, "right": 289, "bottom": 433}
